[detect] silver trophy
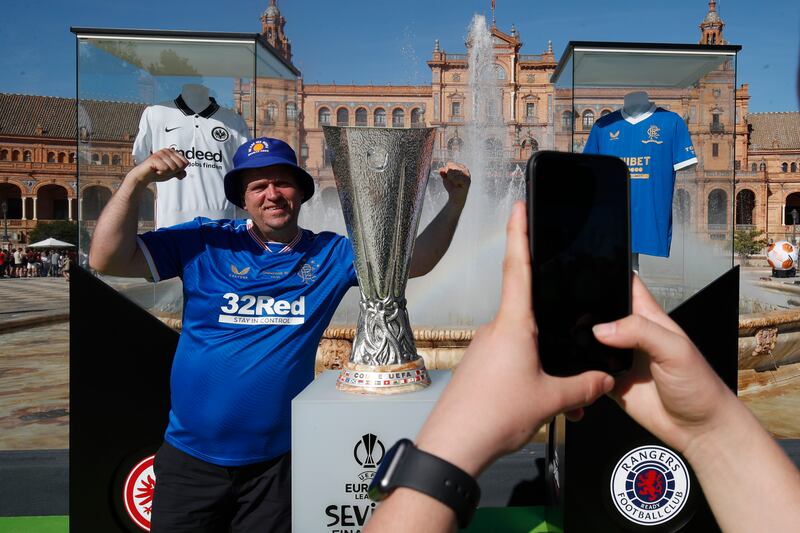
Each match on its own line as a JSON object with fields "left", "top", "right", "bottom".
{"left": 323, "top": 126, "right": 436, "bottom": 394}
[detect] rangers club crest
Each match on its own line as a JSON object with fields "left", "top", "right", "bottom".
{"left": 123, "top": 455, "right": 156, "bottom": 531}
{"left": 610, "top": 445, "right": 690, "bottom": 526}
{"left": 642, "top": 125, "right": 664, "bottom": 144}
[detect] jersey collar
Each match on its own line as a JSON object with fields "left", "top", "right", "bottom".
{"left": 621, "top": 104, "right": 656, "bottom": 125}
{"left": 174, "top": 95, "right": 221, "bottom": 119}
{"left": 246, "top": 220, "right": 304, "bottom": 254}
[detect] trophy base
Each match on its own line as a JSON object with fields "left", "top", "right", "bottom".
{"left": 336, "top": 359, "right": 431, "bottom": 395}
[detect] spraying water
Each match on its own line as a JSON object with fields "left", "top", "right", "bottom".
{"left": 300, "top": 14, "right": 523, "bottom": 327}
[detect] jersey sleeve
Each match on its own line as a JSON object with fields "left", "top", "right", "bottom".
{"left": 232, "top": 113, "right": 251, "bottom": 146}
{"left": 340, "top": 236, "right": 359, "bottom": 287}
{"left": 672, "top": 115, "right": 698, "bottom": 171}
{"left": 136, "top": 218, "right": 207, "bottom": 282}
{"left": 132, "top": 107, "right": 152, "bottom": 165}
{"left": 583, "top": 123, "right": 601, "bottom": 154}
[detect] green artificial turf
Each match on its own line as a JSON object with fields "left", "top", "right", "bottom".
{"left": 0, "top": 516, "right": 68, "bottom": 533}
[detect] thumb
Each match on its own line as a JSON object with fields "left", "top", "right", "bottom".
{"left": 592, "top": 314, "right": 691, "bottom": 367}
{"left": 552, "top": 371, "right": 614, "bottom": 414}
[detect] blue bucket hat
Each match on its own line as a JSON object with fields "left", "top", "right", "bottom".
{"left": 223, "top": 137, "right": 315, "bottom": 208}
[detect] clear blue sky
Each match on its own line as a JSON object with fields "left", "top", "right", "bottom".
{"left": 1, "top": 0, "right": 798, "bottom": 112}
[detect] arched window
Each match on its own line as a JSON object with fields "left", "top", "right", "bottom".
{"left": 707, "top": 189, "right": 728, "bottom": 227}
{"left": 266, "top": 102, "right": 278, "bottom": 124}
{"left": 318, "top": 107, "right": 331, "bottom": 126}
{"left": 521, "top": 137, "right": 539, "bottom": 159}
{"left": 286, "top": 102, "right": 297, "bottom": 121}
{"left": 751, "top": 163, "right": 757, "bottom": 172}
{"left": 674, "top": 189, "right": 691, "bottom": 226}
{"left": 561, "top": 110, "right": 573, "bottom": 129}
{"left": 58, "top": 152, "right": 66, "bottom": 163}
{"left": 600, "top": 109, "right": 612, "bottom": 117}
{"left": 793, "top": 163, "right": 798, "bottom": 173}
{"left": 759, "top": 162, "right": 767, "bottom": 171}
{"left": 82, "top": 186, "right": 112, "bottom": 221}
{"left": 11, "top": 150, "right": 21, "bottom": 161}
{"left": 447, "top": 136, "right": 463, "bottom": 157}
{"left": 23, "top": 151, "right": 32, "bottom": 162}
{"left": 374, "top": 108, "right": 386, "bottom": 127}
{"left": 785, "top": 193, "right": 800, "bottom": 224}
{"left": 582, "top": 110, "right": 595, "bottom": 130}
{"left": 735, "top": 189, "right": 756, "bottom": 226}
{"left": 336, "top": 108, "right": 349, "bottom": 127}
{"left": 0, "top": 150, "right": 8, "bottom": 161}
{"left": 69, "top": 153, "right": 75, "bottom": 164}
{"left": 47, "top": 152, "right": 56, "bottom": 163}
{"left": 0, "top": 183, "right": 22, "bottom": 219}
{"left": 91, "top": 153, "right": 100, "bottom": 165}
{"left": 494, "top": 64, "right": 506, "bottom": 81}
{"left": 138, "top": 187, "right": 155, "bottom": 222}
{"left": 112, "top": 155, "right": 121, "bottom": 166}
{"left": 355, "top": 107, "right": 368, "bottom": 126}
{"left": 323, "top": 141, "right": 332, "bottom": 167}
{"left": 782, "top": 162, "right": 789, "bottom": 172}
{"left": 101, "top": 154, "right": 110, "bottom": 165}
{"left": 410, "top": 108, "right": 423, "bottom": 127}
{"left": 392, "top": 108, "right": 405, "bottom": 128}
{"left": 36, "top": 184, "right": 68, "bottom": 220}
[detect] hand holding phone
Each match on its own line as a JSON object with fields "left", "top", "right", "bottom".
{"left": 527, "top": 151, "right": 632, "bottom": 376}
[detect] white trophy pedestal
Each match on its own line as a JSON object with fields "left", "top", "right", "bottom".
{"left": 291, "top": 370, "right": 451, "bottom": 532}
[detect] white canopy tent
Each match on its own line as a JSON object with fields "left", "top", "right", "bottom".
{"left": 28, "top": 238, "right": 75, "bottom": 249}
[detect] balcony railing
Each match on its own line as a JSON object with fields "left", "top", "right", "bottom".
{"left": 709, "top": 122, "right": 725, "bottom": 133}
{"left": 519, "top": 54, "right": 547, "bottom": 62}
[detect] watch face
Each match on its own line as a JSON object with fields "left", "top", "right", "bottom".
{"left": 367, "top": 439, "right": 411, "bottom": 502}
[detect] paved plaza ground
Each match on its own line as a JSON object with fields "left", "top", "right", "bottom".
{"left": 0, "top": 277, "right": 69, "bottom": 451}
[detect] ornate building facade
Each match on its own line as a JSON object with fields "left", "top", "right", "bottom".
{"left": 0, "top": 0, "right": 797, "bottom": 247}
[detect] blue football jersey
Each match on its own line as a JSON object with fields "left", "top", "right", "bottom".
{"left": 138, "top": 218, "right": 357, "bottom": 466}
{"left": 584, "top": 106, "right": 697, "bottom": 257}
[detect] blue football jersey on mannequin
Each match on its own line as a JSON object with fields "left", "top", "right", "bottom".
{"left": 584, "top": 106, "right": 697, "bottom": 257}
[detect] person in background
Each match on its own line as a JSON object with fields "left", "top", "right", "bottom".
{"left": 363, "top": 202, "right": 800, "bottom": 533}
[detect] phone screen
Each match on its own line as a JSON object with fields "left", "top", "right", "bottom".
{"left": 527, "top": 151, "right": 632, "bottom": 376}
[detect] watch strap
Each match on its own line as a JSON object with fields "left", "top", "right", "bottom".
{"left": 391, "top": 442, "right": 481, "bottom": 529}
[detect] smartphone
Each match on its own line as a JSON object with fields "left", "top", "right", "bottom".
{"left": 527, "top": 151, "right": 632, "bottom": 376}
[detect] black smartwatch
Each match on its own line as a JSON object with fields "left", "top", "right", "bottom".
{"left": 368, "top": 439, "right": 481, "bottom": 529}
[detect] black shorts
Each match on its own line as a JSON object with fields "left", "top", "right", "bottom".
{"left": 150, "top": 442, "right": 291, "bottom": 533}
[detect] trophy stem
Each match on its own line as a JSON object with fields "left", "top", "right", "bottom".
{"left": 352, "top": 293, "right": 416, "bottom": 366}
{"left": 336, "top": 293, "right": 431, "bottom": 395}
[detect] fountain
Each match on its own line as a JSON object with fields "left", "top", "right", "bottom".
{"left": 301, "top": 14, "right": 523, "bottom": 372}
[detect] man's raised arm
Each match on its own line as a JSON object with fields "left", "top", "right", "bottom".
{"left": 89, "top": 148, "right": 188, "bottom": 278}
{"left": 409, "top": 162, "right": 471, "bottom": 278}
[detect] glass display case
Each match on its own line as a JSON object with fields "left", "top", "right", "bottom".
{"left": 72, "top": 28, "right": 300, "bottom": 321}
{"left": 551, "top": 41, "right": 742, "bottom": 310}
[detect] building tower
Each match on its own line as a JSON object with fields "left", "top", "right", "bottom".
{"left": 699, "top": 0, "right": 725, "bottom": 45}
{"left": 261, "top": 0, "right": 292, "bottom": 62}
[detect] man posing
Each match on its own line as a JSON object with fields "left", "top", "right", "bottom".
{"left": 89, "top": 137, "right": 470, "bottom": 532}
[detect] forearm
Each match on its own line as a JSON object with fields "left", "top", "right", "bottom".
{"left": 88, "top": 172, "right": 150, "bottom": 276}
{"left": 409, "top": 199, "right": 465, "bottom": 277}
{"left": 684, "top": 397, "right": 800, "bottom": 533}
{"left": 363, "top": 488, "right": 457, "bottom": 533}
